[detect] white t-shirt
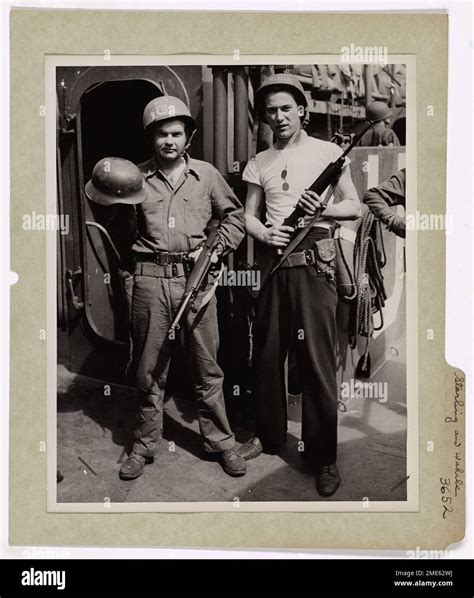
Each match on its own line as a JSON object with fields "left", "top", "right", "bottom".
{"left": 242, "top": 130, "right": 349, "bottom": 228}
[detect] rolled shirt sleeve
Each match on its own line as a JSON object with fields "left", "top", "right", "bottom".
{"left": 242, "top": 158, "right": 261, "bottom": 187}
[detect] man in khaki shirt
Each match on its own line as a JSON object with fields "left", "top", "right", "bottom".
{"left": 120, "top": 96, "right": 247, "bottom": 481}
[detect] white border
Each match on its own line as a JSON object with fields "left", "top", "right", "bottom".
{"left": 2, "top": 0, "right": 472, "bottom": 560}
{"left": 46, "top": 53, "right": 417, "bottom": 513}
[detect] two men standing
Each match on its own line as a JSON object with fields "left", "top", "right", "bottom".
{"left": 118, "top": 74, "right": 361, "bottom": 497}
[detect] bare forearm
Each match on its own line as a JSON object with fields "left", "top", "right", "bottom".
{"left": 245, "top": 213, "right": 268, "bottom": 243}
{"left": 323, "top": 199, "right": 361, "bottom": 221}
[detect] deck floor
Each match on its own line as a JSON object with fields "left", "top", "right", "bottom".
{"left": 56, "top": 363, "right": 407, "bottom": 505}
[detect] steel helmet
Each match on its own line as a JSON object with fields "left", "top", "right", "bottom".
{"left": 366, "top": 101, "right": 393, "bottom": 123}
{"left": 85, "top": 157, "right": 147, "bottom": 206}
{"left": 255, "top": 73, "right": 308, "bottom": 124}
{"left": 143, "top": 95, "right": 197, "bottom": 134}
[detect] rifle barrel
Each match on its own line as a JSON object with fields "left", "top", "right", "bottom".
{"left": 169, "top": 291, "right": 192, "bottom": 332}
{"left": 342, "top": 120, "right": 374, "bottom": 155}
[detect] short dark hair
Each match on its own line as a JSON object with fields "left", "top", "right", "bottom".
{"left": 262, "top": 84, "right": 303, "bottom": 109}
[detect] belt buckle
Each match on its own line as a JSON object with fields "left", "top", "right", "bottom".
{"left": 164, "top": 264, "right": 173, "bottom": 277}
{"left": 303, "top": 249, "right": 313, "bottom": 265}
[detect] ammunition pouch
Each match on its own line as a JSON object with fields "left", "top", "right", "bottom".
{"left": 313, "top": 238, "right": 336, "bottom": 276}
{"left": 281, "top": 236, "right": 337, "bottom": 282}
{"left": 281, "top": 248, "right": 316, "bottom": 268}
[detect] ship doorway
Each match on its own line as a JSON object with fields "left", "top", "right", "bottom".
{"left": 77, "top": 79, "right": 162, "bottom": 347}
{"left": 79, "top": 78, "right": 161, "bottom": 179}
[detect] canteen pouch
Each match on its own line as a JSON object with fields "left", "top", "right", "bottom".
{"left": 334, "top": 223, "right": 358, "bottom": 301}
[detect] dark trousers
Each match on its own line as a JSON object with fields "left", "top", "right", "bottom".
{"left": 130, "top": 273, "right": 235, "bottom": 457}
{"left": 254, "top": 229, "right": 338, "bottom": 468}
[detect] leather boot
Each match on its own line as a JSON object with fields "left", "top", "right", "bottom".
{"left": 219, "top": 448, "right": 247, "bottom": 476}
{"left": 315, "top": 463, "right": 341, "bottom": 497}
{"left": 237, "top": 437, "right": 263, "bottom": 461}
{"left": 119, "top": 453, "right": 154, "bottom": 480}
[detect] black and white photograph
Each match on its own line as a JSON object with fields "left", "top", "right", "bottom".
{"left": 50, "top": 57, "right": 415, "bottom": 511}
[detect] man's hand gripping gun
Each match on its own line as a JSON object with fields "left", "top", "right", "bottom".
{"left": 168, "top": 228, "right": 222, "bottom": 336}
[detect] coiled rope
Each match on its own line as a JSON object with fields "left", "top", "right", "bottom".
{"left": 349, "top": 211, "right": 387, "bottom": 374}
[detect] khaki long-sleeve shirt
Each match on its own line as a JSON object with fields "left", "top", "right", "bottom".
{"left": 131, "top": 154, "right": 245, "bottom": 255}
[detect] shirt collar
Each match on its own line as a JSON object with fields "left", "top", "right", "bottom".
{"left": 144, "top": 153, "right": 202, "bottom": 181}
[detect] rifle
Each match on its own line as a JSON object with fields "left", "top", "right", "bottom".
{"left": 248, "top": 119, "right": 375, "bottom": 300}
{"left": 168, "top": 228, "right": 221, "bottom": 336}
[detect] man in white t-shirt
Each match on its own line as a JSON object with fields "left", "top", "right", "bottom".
{"left": 240, "top": 73, "right": 361, "bottom": 497}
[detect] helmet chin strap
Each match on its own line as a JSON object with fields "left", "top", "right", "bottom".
{"left": 172, "top": 129, "right": 196, "bottom": 160}
{"left": 184, "top": 129, "right": 196, "bottom": 152}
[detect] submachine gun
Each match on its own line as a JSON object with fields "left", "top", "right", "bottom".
{"left": 248, "top": 119, "right": 375, "bottom": 300}
{"left": 168, "top": 228, "right": 222, "bottom": 336}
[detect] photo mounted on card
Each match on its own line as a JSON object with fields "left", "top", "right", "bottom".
{"left": 10, "top": 10, "right": 464, "bottom": 549}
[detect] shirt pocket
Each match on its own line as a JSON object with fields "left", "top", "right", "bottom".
{"left": 183, "top": 196, "right": 212, "bottom": 242}
{"left": 138, "top": 198, "right": 165, "bottom": 241}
